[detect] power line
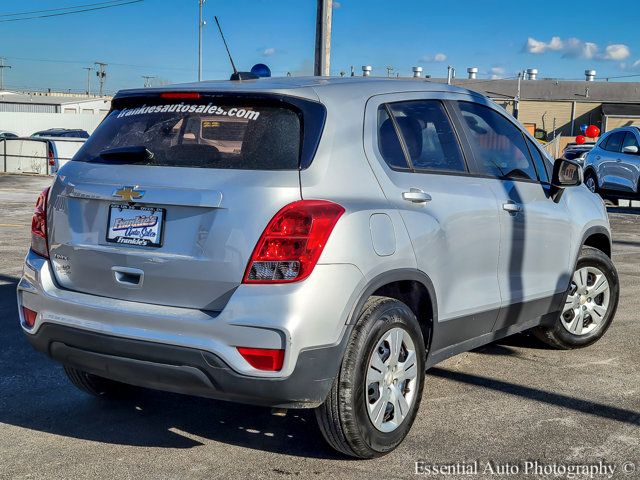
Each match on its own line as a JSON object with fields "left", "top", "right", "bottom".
{"left": 0, "top": 0, "right": 143, "bottom": 23}
{"left": 0, "top": 1, "right": 131, "bottom": 18}
{"left": 4, "top": 55, "right": 231, "bottom": 74}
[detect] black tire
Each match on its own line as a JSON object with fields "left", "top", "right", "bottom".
{"left": 63, "top": 365, "right": 132, "bottom": 398}
{"left": 315, "top": 296, "right": 426, "bottom": 458}
{"left": 534, "top": 246, "right": 619, "bottom": 349}
{"left": 584, "top": 170, "right": 599, "bottom": 195}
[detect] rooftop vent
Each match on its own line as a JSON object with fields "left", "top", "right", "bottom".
{"left": 362, "top": 65, "right": 372, "bottom": 77}
{"left": 412, "top": 66, "right": 423, "bottom": 78}
{"left": 525, "top": 68, "right": 538, "bottom": 80}
{"left": 467, "top": 67, "right": 478, "bottom": 80}
{"left": 585, "top": 69, "right": 596, "bottom": 82}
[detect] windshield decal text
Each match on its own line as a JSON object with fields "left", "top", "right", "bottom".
{"left": 117, "top": 104, "right": 260, "bottom": 121}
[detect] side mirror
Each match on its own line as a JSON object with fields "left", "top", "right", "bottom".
{"left": 622, "top": 145, "right": 639, "bottom": 154}
{"left": 551, "top": 158, "right": 582, "bottom": 202}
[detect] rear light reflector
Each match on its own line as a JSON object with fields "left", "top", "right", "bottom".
{"left": 31, "top": 187, "right": 50, "bottom": 258}
{"left": 22, "top": 307, "right": 37, "bottom": 329}
{"left": 237, "top": 347, "right": 285, "bottom": 371}
{"left": 243, "top": 200, "right": 345, "bottom": 283}
{"left": 160, "top": 92, "right": 201, "bottom": 99}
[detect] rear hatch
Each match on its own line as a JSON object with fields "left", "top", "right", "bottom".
{"left": 48, "top": 91, "right": 325, "bottom": 310}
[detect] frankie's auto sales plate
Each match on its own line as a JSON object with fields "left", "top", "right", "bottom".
{"left": 106, "top": 204, "right": 165, "bottom": 247}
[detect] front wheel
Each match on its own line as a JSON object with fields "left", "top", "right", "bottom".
{"left": 584, "top": 171, "right": 598, "bottom": 194}
{"left": 315, "top": 296, "right": 426, "bottom": 458}
{"left": 534, "top": 246, "right": 619, "bottom": 349}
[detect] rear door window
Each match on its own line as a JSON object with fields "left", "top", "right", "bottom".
{"left": 377, "top": 106, "right": 411, "bottom": 170}
{"left": 74, "top": 96, "right": 323, "bottom": 170}
{"left": 387, "top": 101, "right": 466, "bottom": 173}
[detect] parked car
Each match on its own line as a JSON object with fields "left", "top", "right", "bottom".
{"left": 18, "top": 78, "right": 619, "bottom": 458}
{"left": 583, "top": 126, "right": 640, "bottom": 200}
{"left": 31, "top": 128, "right": 90, "bottom": 139}
{"left": 562, "top": 141, "right": 595, "bottom": 164}
{"left": 1, "top": 136, "right": 86, "bottom": 174}
{"left": 0, "top": 130, "right": 18, "bottom": 140}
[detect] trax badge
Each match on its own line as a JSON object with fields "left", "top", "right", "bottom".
{"left": 113, "top": 186, "right": 145, "bottom": 202}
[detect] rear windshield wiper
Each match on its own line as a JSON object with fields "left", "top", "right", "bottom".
{"left": 96, "top": 146, "right": 154, "bottom": 163}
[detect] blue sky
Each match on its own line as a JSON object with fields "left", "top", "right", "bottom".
{"left": 1, "top": 0, "right": 639, "bottom": 94}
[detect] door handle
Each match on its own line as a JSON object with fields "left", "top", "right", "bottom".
{"left": 402, "top": 188, "right": 432, "bottom": 204}
{"left": 616, "top": 158, "right": 622, "bottom": 162}
{"left": 502, "top": 202, "right": 522, "bottom": 213}
{"left": 596, "top": 156, "right": 601, "bottom": 160}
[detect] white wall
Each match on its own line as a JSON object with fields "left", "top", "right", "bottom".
{"left": 0, "top": 111, "right": 107, "bottom": 137}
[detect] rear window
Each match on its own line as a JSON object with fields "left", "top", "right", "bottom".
{"left": 74, "top": 95, "right": 324, "bottom": 170}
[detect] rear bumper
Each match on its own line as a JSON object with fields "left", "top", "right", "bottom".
{"left": 18, "top": 250, "right": 367, "bottom": 407}
{"left": 26, "top": 323, "right": 342, "bottom": 408}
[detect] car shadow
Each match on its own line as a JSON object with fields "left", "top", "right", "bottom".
{"left": 1, "top": 274, "right": 339, "bottom": 459}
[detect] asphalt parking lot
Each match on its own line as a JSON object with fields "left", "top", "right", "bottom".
{"left": 0, "top": 173, "right": 638, "bottom": 480}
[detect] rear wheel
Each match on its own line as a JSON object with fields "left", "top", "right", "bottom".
{"left": 315, "top": 296, "right": 426, "bottom": 458}
{"left": 64, "top": 366, "right": 132, "bottom": 398}
{"left": 534, "top": 246, "right": 619, "bottom": 349}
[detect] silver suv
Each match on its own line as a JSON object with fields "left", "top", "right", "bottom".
{"left": 18, "top": 77, "right": 619, "bottom": 458}
{"left": 583, "top": 126, "right": 640, "bottom": 200}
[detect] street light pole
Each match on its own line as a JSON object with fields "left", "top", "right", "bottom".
{"left": 314, "top": 0, "right": 332, "bottom": 76}
{"left": 198, "top": 0, "right": 205, "bottom": 81}
{"left": 83, "top": 67, "right": 94, "bottom": 95}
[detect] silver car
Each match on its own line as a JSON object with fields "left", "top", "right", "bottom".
{"left": 18, "top": 77, "right": 619, "bottom": 458}
{"left": 583, "top": 126, "right": 640, "bottom": 200}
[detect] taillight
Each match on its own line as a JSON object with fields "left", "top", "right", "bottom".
{"left": 243, "top": 200, "right": 345, "bottom": 283}
{"left": 47, "top": 147, "right": 55, "bottom": 167}
{"left": 31, "top": 187, "right": 50, "bottom": 258}
{"left": 237, "top": 347, "right": 285, "bottom": 371}
{"left": 22, "top": 307, "right": 38, "bottom": 329}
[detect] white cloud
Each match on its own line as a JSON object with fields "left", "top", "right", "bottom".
{"left": 526, "top": 36, "right": 563, "bottom": 54}
{"left": 262, "top": 48, "right": 276, "bottom": 57}
{"left": 602, "top": 44, "right": 630, "bottom": 61}
{"left": 633, "top": 59, "right": 640, "bottom": 68}
{"left": 420, "top": 53, "right": 447, "bottom": 63}
{"left": 488, "top": 66, "right": 506, "bottom": 79}
{"left": 333, "top": 1, "right": 341, "bottom": 8}
{"left": 525, "top": 36, "right": 630, "bottom": 61}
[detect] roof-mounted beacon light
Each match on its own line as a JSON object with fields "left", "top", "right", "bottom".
{"left": 251, "top": 63, "right": 271, "bottom": 78}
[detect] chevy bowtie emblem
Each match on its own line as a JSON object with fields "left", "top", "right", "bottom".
{"left": 113, "top": 186, "right": 145, "bottom": 202}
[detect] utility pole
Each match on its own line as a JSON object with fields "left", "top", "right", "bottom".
{"left": 198, "top": 0, "right": 205, "bottom": 81}
{"left": 83, "top": 67, "right": 94, "bottom": 95}
{"left": 142, "top": 75, "right": 156, "bottom": 88}
{"left": 514, "top": 70, "right": 525, "bottom": 120}
{"left": 95, "top": 62, "right": 107, "bottom": 97}
{"left": 0, "top": 57, "right": 12, "bottom": 91}
{"left": 314, "top": 0, "right": 332, "bottom": 76}
{"left": 386, "top": 66, "right": 394, "bottom": 77}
